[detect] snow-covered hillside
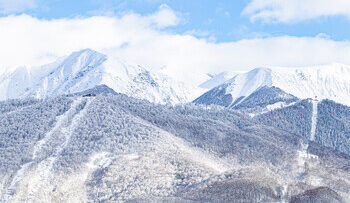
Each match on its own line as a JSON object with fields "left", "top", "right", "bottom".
{"left": 195, "top": 63, "right": 350, "bottom": 107}
{"left": 0, "top": 49, "right": 196, "bottom": 104}
{"left": 1, "top": 91, "right": 349, "bottom": 202}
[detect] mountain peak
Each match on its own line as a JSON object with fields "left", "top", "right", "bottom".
{"left": 59, "top": 49, "right": 106, "bottom": 74}
{"left": 0, "top": 49, "right": 194, "bottom": 104}
{"left": 73, "top": 48, "right": 102, "bottom": 56}
{"left": 195, "top": 63, "right": 350, "bottom": 107}
{"left": 72, "top": 84, "right": 117, "bottom": 96}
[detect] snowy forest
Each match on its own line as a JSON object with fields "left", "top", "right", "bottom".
{"left": 0, "top": 87, "right": 349, "bottom": 202}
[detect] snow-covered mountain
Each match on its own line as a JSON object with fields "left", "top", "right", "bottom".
{"left": 194, "top": 63, "right": 350, "bottom": 107}
{"left": 1, "top": 90, "right": 349, "bottom": 202}
{"left": 0, "top": 49, "right": 195, "bottom": 104}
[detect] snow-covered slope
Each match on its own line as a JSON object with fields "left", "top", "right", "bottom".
{"left": 195, "top": 63, "right": 350, "bottom": 107}
{"left": 0, "top": 49, "right": 194, "bottom": 104}
{"left": 199, "top": 71, "right": 236, "bottom": 89}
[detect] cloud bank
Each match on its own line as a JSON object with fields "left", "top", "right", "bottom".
{"left": 1, "top": 4, "right": 350, "bottom": 85}
{"left": 243, "top": 0, "right": 350, "bottom": 23}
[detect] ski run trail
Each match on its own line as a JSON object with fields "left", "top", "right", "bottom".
{"left": 310, "top": 99, "right": 319, "bottom": 142}
{"left": 295, "top": 99, "right": 320, "bottom": 185}
{"left": 1, "top": 97, "right": 93, "bottom": 203}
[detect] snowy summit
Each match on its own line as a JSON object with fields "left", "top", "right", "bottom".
{"left": 195, "top": 63, "right": 350, "bottom": 107}
{"left": 0, "top": 49, "right": 194, "bottom": 104}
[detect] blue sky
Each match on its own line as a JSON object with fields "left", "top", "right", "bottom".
{"left": 2, "top": 0, "right": 350, "bottom": 42}
{"left": 1, "top": 0, "right": 350, "bottom": 82}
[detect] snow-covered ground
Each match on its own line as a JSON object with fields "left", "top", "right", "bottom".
{"left": 249, "top": 101, "right": 297, "bottom": 117}
{"left": 1, "top": 162, "right": 33, "bottom": 203}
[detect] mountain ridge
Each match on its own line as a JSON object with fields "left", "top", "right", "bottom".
{"left": 0, "top": 49, "right": 196, "bottom": 105}
{"left": 194, "top": 63, "right": 350, "bottom": 107}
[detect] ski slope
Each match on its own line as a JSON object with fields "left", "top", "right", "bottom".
{"left": 26, "top": 97, "right": 92, "bottom": 203}
{"left": 1, "top": 97, "right": 91, "bottom": 203}
{"left": 310, "top": 100, "right": 319, "bottom": 141}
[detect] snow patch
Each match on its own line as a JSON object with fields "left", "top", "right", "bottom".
{"left": 86, "top": 152, "right": 113, "bottom": 171}
{"left": 249, "top": 101, "right": 297, "bottom": 117}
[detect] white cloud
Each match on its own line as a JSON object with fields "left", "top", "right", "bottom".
{"left": 184, "top": 29, "right": 216, "bottom": 42}
{"left": 0, "top": 4, "right": 180, "bottom": 68}
{"left": 147, "top": 4, "right": 180, "bottom": 28}
{"left": 1, "top": 6, "right": 350, "bottom": 87}
{"left": 243, "top": 0, "right": 350, "bottom": 23}
{"left": 0, "top": 0, "right": 36, "bottom": 14}
{"left": 315, "top": 33, "right": 331, "bottom": 39}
